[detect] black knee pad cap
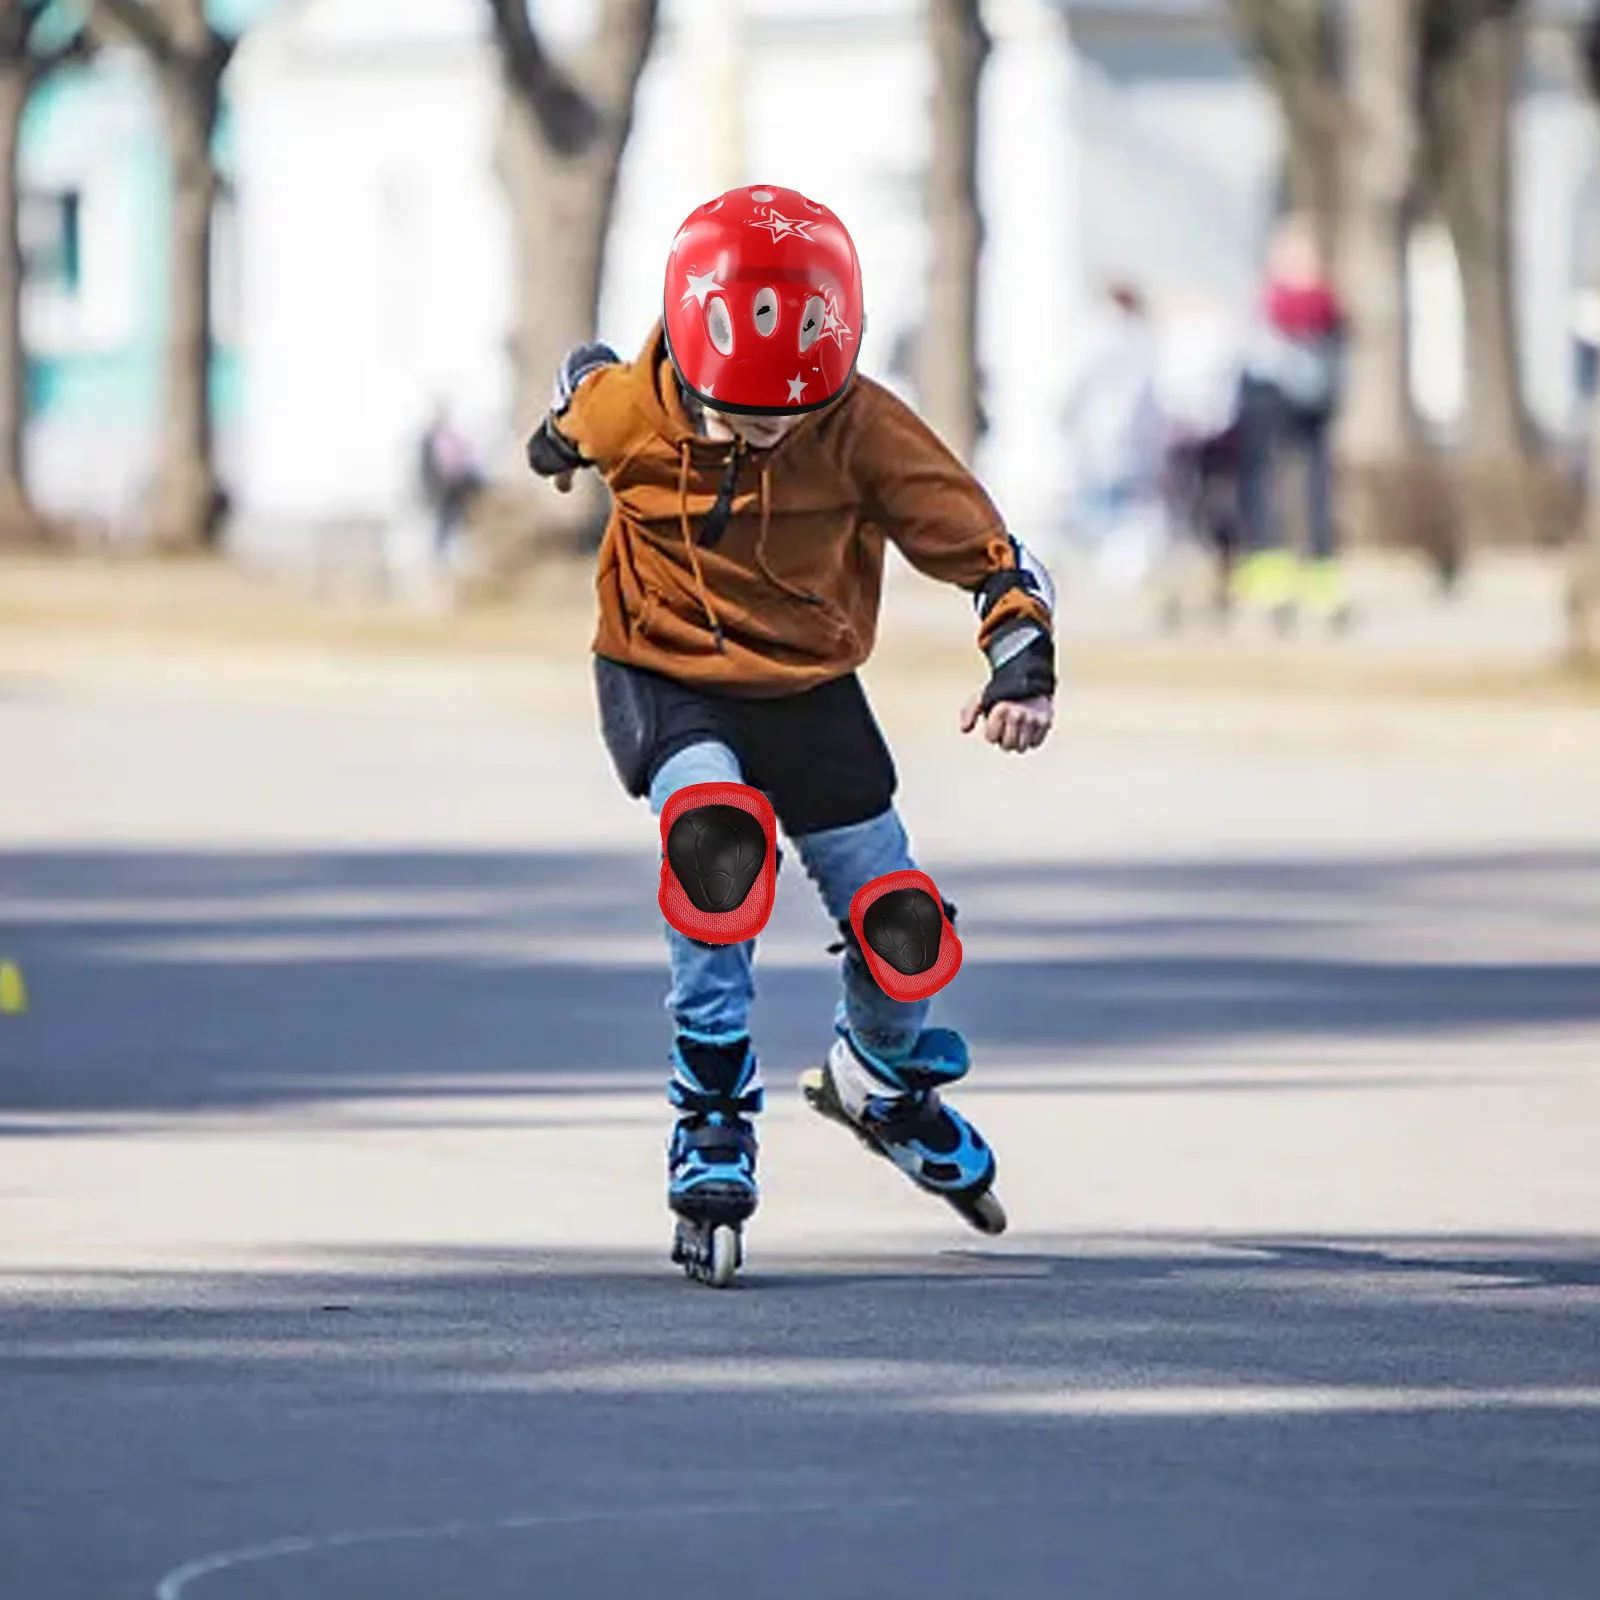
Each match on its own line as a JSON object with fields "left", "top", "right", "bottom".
{"left": 848, "top": 869, "right": 962, "bottom": 1002}
{"left": 666, "top": 804, "right": 768, "bottom": 914}
{"left": 658, "top": 782, "right": 777, "bottom": 945}
{"left": 862, "top": 887, "right": 944, "bottom": 976}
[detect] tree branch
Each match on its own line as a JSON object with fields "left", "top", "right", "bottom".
{"left": 5, "top": 0, "right": 92, "bottom": 81}
{"left": 0, "top": 3, "right": 28, "bottom": 61}
{"left": 29, "top": 28, "right": 93, "bottom": 79}
{"left": 484, "top": 0, "right": 601, "bottom": 156}
{"left": 1227, "top": 0, "right": 1345, "bottom": 241}
{"left": 90, "top": 0, "right": 174, "bottom": 62}
{"left": 1584, "top": 1, "right": 1600, "bottom": 103}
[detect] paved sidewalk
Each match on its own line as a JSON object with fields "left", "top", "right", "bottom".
{"left": 1, "top": 552, "right": 1597, "bottom": 1599}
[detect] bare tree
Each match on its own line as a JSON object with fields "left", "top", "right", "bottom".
{"left": 0, "top": 1, "right": 89, "bottom": 542}
{"left": 919, "top": 0, "right": 989, "bottom": 463}
{"left": 486, "top": 0, "right": 656, "bottom": 545}
{"left": 1569, "top": 3, "right": 1600, "bottom": 662}
{"left": 1335, "top": 0, "right": 1452, "bottom": 555}
{"left": 92, "top": 0, "right": 236, "bottom": 552}
{"left": 1420, "top": 0, "right": 1543, "bottom": 546}
{"left": 1230, "top": 0, "right": 1450, "bottom": 562}
{"left": 1227, "top": 0, "right": 1343, "bottom": 255}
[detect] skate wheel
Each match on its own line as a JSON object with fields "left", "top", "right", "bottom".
{"left": 708, "top": 1225, "right": 741, "bottom": 1288}
{"left": 674, "top": 1218, "right": 742, "bottom": 1287}
{"left": 953, "top": 1188, "right": 1008, "bottom": 1236}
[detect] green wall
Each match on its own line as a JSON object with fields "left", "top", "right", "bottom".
{"left": 21, "top": 0, "right": 281, "bottom": 427}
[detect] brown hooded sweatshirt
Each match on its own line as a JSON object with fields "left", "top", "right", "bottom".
{"left": 555, "top": 324, "right": 1052, "bottom": 698}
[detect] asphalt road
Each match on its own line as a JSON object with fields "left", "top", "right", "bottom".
{"left": 2, "top": 656, "right": 1598, "bottom": 1599}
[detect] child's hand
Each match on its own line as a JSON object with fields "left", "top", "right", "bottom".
{"left": 959, "top": 694, "right": 1053, "bottom": 753}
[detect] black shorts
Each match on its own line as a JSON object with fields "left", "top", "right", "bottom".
{"left": 593, "top": 656, "right": 897, "bottom": 836}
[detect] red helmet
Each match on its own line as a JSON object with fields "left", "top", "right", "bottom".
{"left": 662, "top": 184, "right": 864, "bottom": 416}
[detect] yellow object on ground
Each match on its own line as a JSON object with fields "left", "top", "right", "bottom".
{"left": 1232, "top": 549, "right": 1298, "bottom": 610}
{"left": 1300, "top": 558, "right": 1348, "bottom": 620}
{"left": 0, "top": 961, "right": 26, "bottom": 1015}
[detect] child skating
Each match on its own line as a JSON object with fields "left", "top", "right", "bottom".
{"left": 525, "top": 185, "right": 1056, "bottom": 1284}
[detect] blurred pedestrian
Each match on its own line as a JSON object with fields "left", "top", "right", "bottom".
{"left": 1236, "top": 216, "right": 1348, "bottom": 630}
{"left": 418, "top": 400, "right": 484, "bottom": 565}
{"left": 1061, "top": 280, "right": 1169, "bottom": 590}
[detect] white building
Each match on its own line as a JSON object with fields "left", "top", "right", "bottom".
{"left": 227, "top": 0, "right": 1095, "bottom": 553}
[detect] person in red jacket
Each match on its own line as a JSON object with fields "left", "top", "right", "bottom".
{"left": 526, "top": 184, "right": 1055, "bottom": 1279}
{"left": 1236, "top": 215, "right": 1348, "bottom": 628}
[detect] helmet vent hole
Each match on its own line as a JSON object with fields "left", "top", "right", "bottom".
{"left": 706, "top": 296, "right": 734, "bottom": 356}
{"left": 752, "top": 287, "right": 779, "bottom": 337}
{"left": 798, "top": 295, "right": 825, "bottom": 354}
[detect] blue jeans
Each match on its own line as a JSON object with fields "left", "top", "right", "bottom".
{"left": 648, "top": 740, "right": 931, "bottom": 1072}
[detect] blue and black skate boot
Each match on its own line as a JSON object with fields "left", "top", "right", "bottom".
{"left": 667, "top": 1034, "right": 762, "bottom": 1286}
{"left": 800, "top": 1026, "right": 1006, "bottom": 1235}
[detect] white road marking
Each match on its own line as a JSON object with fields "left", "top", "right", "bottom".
{"left": 927, "top": 1385, "right": 1600, "bottom": 1419}
{"left": 153, "top": 1495, "right": 917, "bottom": 1597}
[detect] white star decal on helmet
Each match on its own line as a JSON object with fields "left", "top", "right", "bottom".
{"left": 817, "top": 292, "right": 854, "bottom": 348}
{"left": 787, "top": 374, "right": 808, "bottom": 404}
{"left": 747, "top": 206, "right": 817, "bottom": 244}
{"left": 682, "top": 269, "right": 721, "bottom": 307}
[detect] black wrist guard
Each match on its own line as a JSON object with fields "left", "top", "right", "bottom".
{"left": 526, "top": 415, "right": 587, "bottom": 478}
{"left": 979, "top": 623, "right": 1056, "bottom": 712}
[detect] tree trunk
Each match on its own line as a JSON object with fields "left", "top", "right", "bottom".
{"left": 494, "top": 0, "right": 656, "bottom": 551}
{"left": 146, "top": 65, "right": 221, "bottom": 551}
{"left": 497, "top": 106, "right": 613, "bottom": 448}
{"left": 1568, "top": 4, "right": 1600, "bottom": 660}
{"left": 1423, "top": 1, "right": 1539, "bottom": 546}
{"left": 1227, "top": 0, "right": 1343, "bottom": 257}
{"left": 1335, "top": 0, "right": 1452, "bottom": 562}
{"left": 0, "top": 60, "right": 31, "bottom": 538}
{"left": 919, "top": 0, "right": 988, "bottom": 463}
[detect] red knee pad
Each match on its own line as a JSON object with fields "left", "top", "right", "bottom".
{"left": 849, "top": 869, "right": 962, "bottom": 1001}
{"left": 659, "top": 782, "right": 777, "bottom": 945}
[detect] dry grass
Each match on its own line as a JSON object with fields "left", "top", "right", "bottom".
{"left": 3, "top": 548, "right": 1598, "bottom": 707}
{"left": 0, "top": 550, "right": 594, "bottom": 660}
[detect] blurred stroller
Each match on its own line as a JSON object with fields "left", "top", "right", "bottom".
{"left": 1160, "top": 411, "right": 1243, "bottom": 628}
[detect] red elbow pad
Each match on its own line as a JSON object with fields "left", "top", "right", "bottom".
{"left": 658, "top": 782, "right": 777, "bottom": 945}
{"left": 849, "top": 869, "right": 962, "bottom": 1001}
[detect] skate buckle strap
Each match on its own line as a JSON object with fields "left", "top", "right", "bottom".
{"left": 678, "top": 1115, "right": 757, "bottom": 1163}
{"left": 668, "top": 1081, "right": 764, "bottom": 1117}
{"left": 861, "top": 1090, "right": 943, "bottom": 1145}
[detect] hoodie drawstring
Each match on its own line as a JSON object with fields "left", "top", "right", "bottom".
{"left": 752, "top": 463, "right": 824, "bottom": 610}
{"left": 677, "top": 440, "right": 727, "bottom": 653}
{"left": 672, "top": 444, "right": 831, "bottom": 656}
